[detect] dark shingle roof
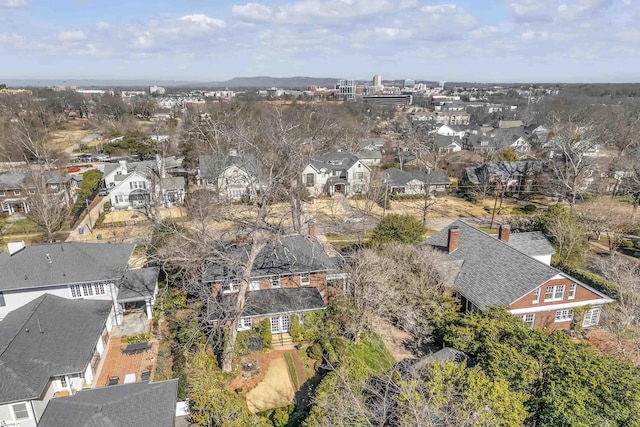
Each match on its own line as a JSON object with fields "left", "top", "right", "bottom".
{"left": 506, "top": 231, "right": 555, "bottom": 257}
{"left": 118, "top": 267, "right": 159, "bottom": 302}
{"left": 423, "top": 220, "right": 563, "bottom": 310}
{"left": 464, "top": 161, "right": 542, "bottom": 185}
{"left": 309, "top": 152, "right": 360, "bottom": 172}
{"left": 38, "top": 380, "right": 179, "bottom": 427}
{"left": 0, "top": 242, "right": 135, "bottom": 291}
{"left": 210, "top": 287, "right": 326, "bottom": 320}
{"left": 0, "top": 295, "right": 112, "bottom": 404}
{"left": 202, "top": 236, "right": 336, "bottom": 282}
{"left": 0, "top": 170, "right": 69, "bottom": 190}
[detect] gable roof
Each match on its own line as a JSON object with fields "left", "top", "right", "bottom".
{"left": 210, "top": 287, "right": 326, "bottom": 321}
{"left": 199, "top": 153, "right": 259, "bottom": 180}
{"left": 384, "top": 168, "right": 450, "bottom": 187}
{"left": 202, "top": 235, "right": 336, "bottom": 282}
{"left": 118, "top": 267, "right": 160, "bottom": 303}
{"left": 0, "top": 295, "right": 112, "bottom": 404}
{"left": 506, "top": 231, "right": 555, "bottom": 257}
{"left": 0, "top": 170, "right": 69, "bottom": 190}
{"left": 0, "top": 242, "right": 135, "bottom": 291}
{"left": 309, "top": 152, "right": 364, "bottom": 172}
{"left": 435, "top": 135, "right": 463, "bottom": 149}
{"left": 38, "top": 380, "right": 179, "bottom": 427}
{"left": 423, "top": 220, "right": 611, "bottom": 310}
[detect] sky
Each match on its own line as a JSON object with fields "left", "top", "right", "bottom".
{"left": 0, "top": 0, "right": 639, "bottom": 83}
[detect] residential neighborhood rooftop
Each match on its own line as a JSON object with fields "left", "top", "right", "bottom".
{"left": 0, "top": 295, "right": 112, "bottom": 404}
{"left": 0, "top": 242, "right": 135, "bottom": 291}
{"left": 38, "top": 379, "right": 179, "bottom": 427}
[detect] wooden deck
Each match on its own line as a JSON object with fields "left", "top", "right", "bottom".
{"left": 95, "top": 337, "right": 158, "bottom": 388}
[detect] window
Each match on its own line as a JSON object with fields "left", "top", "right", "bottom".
{"left": 544, "top": 285, "right": 565, "bottom": 301}
{"left": 60, "top": 376, "right": 68, "bottom": 387}
{"left": 554, "top": 309, "right": 574, "bottom": 322}
{"left": 532, "top": 287, "right": 540, "bottom": 303}
{"left": 0, "top": 292, "right": 5, "bottom": 307}
{"left": 0, "top": 190, "right": 5, "bottom": 196}
{"left": 522, "top": 314, "right": 535, "bottom": 328}
{"left": 305, "top": 173, "right": 315, "bottom": 187}
{"left": 11, "top": 402, "right": 30, "bottom": 420}
{"left": 13, "top": 190, "right": 20, "bottom": 196}
{"left": 238, "top": 318, "right": 252, "bottom": 331}
{"left": 249, "top": 280, "right": 260, "bottom": 291}
{"left": 300, "top": 272, "right": 310, "bottom": 286}
{"left": 82, "top": 283, "right": 94, "bottom": 297}
{"left": 568, "top": 283, "right": 576, "bottom": 299}
{"left": 583, "top": 307, "right": 601, "bottom": 327}
{"left": 94, "top": 283, "right": 105, "bottom": 295}
{"left": 271, "top": 275, "right": 281, "bottom": 288}
{"left": 70, "top": 284, "right": 82, "bottom": 298}
{"left": 355, "top": 172, "right": 364, "bottom": 180}
{"left": 222, "top": 278, "right": 240, "bottom": 294}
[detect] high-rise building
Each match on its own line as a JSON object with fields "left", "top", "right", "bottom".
{"left": 337, "top": 79, "right": 356, "bottom": 98}
{"left": 373, "top": 74, "right": 382, "bottom": 88}
{"left": 403, "top": 79, "right": 415, "bottom": 90}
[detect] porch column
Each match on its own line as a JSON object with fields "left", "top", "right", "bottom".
{"left": 145, "top": 299, "right": 152, "bottom": 319}
{"left": 23, "top": 201, "right": 28, "bottom": 214}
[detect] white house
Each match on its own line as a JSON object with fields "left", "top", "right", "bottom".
{"left": 302, "top": 152, "right": 371, "bottom": 197}
{"left": 0, "top": 241, "right": 158, "bottom": 324}
{"left": 106, "top": 158, "right": 185, "bottom": 210}
{"left": 0, "top": 295, "right": 113, "bottom": 427}
{"left": 436, "top": 125, "right": 467, "bottom": 138}
{"left": 198, "top": 152, "right": 259, "bottom": 201}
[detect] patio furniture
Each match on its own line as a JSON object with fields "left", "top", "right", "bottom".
{"left": 140, "top": 370, "right": 151, "bottom": 381}
{"left": 122, "top": 342, "right": 151, "bottom": 355}
{"left": 124, "top": 373, "right": 136, "bottom": 384}
{"left": 107, "top": 376, "right": 119, "bottom": 386}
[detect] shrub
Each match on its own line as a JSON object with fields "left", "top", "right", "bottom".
{"left": 370, "top": 213, "right": 426, "bottom": 245}
{"left": 307, "top": 342, "right": 323, "bottom": 361}
{"left": 72, "top": 169, "right": 103, "bottom": 216}
{"left": 123, "top": 333, "right": 151, "bottom": 344}
{"left": 554, "top": 264, "right": 618, "bottom": 299}
{"left": 289, "top": 315, "right": 303, "bottom": 342}
{"left": 621, "top": 239, "right": 634, "bottom": 248}
{"left": 523, "top": 204, "right": 537, "bottom": 213}
{"left": 234, "top": 331, "right": 251, "bottom": 357}
{"left": 259, "top": 319, "right": 272, "bottom": 347}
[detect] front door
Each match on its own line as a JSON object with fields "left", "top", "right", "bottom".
{"left": 270, "top": 316, "right": 290, "bottom": 334}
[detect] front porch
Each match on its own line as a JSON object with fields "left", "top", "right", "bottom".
{"left": 1, "top": 198, "right": 29, "bottom": 215}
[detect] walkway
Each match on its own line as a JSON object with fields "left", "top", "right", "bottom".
{"left": 245, "top": 354, "right": 295, "bottom": 413}
{"left": 590, "top": 241, "right": 640, "bottom": 264}
{"left": 96, "top": 337, "right": 158, "bottom": 388}
{"left": 66, "top": 196, "right": 109, "bottom": 242}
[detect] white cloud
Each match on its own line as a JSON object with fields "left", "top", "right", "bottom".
{"left": 0, "top": 0, "right": 28, "bottom": 8}
{"left": 128, "top": 14, "right": 226, "bottom": 50}
{"left": 58, "top": 31, "right": 86, "bottom": 42}
{"left": 95, "top": 22, "right": 110, "bottom": 30}
{"left": 616, "top": 28, "right": 640, "bottom": 42}
{"left": 557, "top": 0, "right": 612, "bottom": 20}
{"left": 419, "top": 5, "right": 477, "bottom": 26}
{"left": 509, "top": 0, "right": 556, "bottom": 22}
{"left": 233, "top": 0, "right": 391, "bottom": 24}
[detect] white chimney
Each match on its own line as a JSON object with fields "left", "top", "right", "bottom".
{"left": 119, "top": 160, "right": 128, "bottom": 175}
{"left": 8, "top": 241, "right": 25, "bottom": 256}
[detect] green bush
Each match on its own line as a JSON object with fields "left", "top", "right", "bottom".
{"left": 635, "top": 240, "right": 640, "bottom": 250}
{"left": 103, "top": 200, "right": 111, "bottom": 211}
{"left": 284, "top": 353, "right": 299, "bottom": 389}
{"left": 554, "top": 264, "right": 618, "bottom": 298}
{"left": 234, "top": 331, "right": 251, "bottom": 357}
{"left": 94, "top": 212, "right": 107, "bottom": 228}
{"left": 370, "top": 213, "right": 426, "bottom": 245}
{"left": 621, "top": 239, "right": 635, "bottom": 248}
{"left": 72, "top": 169, "right": 103, "bottom": 215}
{"left": 259, "top": 319, "right": 272, "bottom": 347}
{"left": 123, "top": 333, "right": 151, "bottom": 344}
{"left": 289, "top": 314, "right": 303, "bottom": 342}
{"left": 307, "top": 342, "right": 323, "bottom": 361}
{"left": 523, "top": 204, "right": 537, "bottom": 213}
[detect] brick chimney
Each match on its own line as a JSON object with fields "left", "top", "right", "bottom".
{"left": 236, "top": 234, "right": 248, "bottom": 247}
{"left": 498, "top": 224, "right": 511, "bottom": 242}
{"left": 308, "top": 222, "right": 316, "bottom": 241}
{"left": 447, "top": 226, "right": 460, "bottom": 253}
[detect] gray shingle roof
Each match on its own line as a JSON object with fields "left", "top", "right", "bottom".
{"left": 463, "top": 161, "right": 542, "bottom": 185}
{"left": 118, "top": 267, "right": 159, "bottom": 302}
{"left": 38, "top": 379, "right": 179, "bottom": 427}
{"left": 506, "top": 231, "right": 556, "bottom": 257}
{"left": 423, "top": 220, "right": 563, "bottom": 310}
{"left": 202, "top": 236, "right": 336, "bottom": 283}
{"left": 0, "top": 170, "right": 69, "bottom": 190}
{"left": 0, "top": 295, "right": 112, "bottom": 404}
{"left": 0, "top": 242, "right": 135, "bottom": 291}
{"left": 309, "top": 152, "right": 360, "bottom": 172}
{"left": 210, "top": 287, "right": 326, "bottom": 320}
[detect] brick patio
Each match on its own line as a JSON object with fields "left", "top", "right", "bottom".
{"left": 95, "top": 337, "right": 158, "bottom": 388}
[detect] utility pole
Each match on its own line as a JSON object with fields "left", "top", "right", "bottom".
{"left": 382, "top": 174, "right": 389, "bottom": 218}
{"left": 85, "top": 199, "right": 93, "bottom": 234}
{"left": 490, "top": 177, "right": 502, "bottom": 230}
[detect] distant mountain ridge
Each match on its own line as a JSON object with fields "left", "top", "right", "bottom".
{"left": 196, "top": 76, "right": 341, "bottom": 89}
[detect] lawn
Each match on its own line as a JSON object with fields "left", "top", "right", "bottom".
{"left": 3, "top": 219, "right": 41, "bottom": 235}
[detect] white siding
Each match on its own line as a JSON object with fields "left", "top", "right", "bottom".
{"left": 532, "top": 254, "right": 552, "bottom": 265}
{"left": 109, "top": 172, "right": 150, "bottom": 210}
{"left": 302, "top": 165, "right": 327, "bottom": 197}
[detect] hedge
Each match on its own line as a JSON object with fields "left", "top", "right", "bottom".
{"left": 71, "top": 169, "right": 103, "bottom": 218}
{"left": 554, "top": 264, "right": 618, "bottom": 299}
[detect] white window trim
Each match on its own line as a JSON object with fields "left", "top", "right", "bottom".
{"left": 271, "top": 275, "right": 281, "bottom": 289}
{"left": 222, "top": 278, "right": 240, "bottom": 294}
{"left": 522, "top": 314, "right": 535, "bottom": 328}
{"left": 568, "top": 283, "right": 576, "bottom": 300}
{"left": 11, "top": 402, "right": 32, "bottom": 421}
{"left": 237, "top": 317, "right": 252, "bottom": 331}
{"left": 544, "top": 285, "right": 565, "bottom": 302}
{"left": 554, "top": 309, "right": 574, "bottom": 322}
{"left": 249, "top": 279, "right": 260, "bottom": 291}
{"left": 532, "top": 287, "right": 540, "bottom": 304}
{"left": 300, "top": 272, "right": 311, "bottom": 286}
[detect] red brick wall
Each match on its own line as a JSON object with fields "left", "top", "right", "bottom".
{"left": 519, "top": 310, "right": 573, "bottom": 331}
{"left": 212, "top": 271, "right": 327, "bottom": 302}
{"left": 510, "top": 277, "right": 603, "bottom": 310}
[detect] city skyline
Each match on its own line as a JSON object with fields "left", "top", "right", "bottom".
{"left": 0, "top": 0, "right": 638, "bottom": 83}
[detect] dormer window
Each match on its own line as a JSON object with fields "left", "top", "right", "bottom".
{"left": 271, "top": 275, "right": 281, "bottom": 288}
{"left": 222, "top": 278, "right": 240, "bottom": 294}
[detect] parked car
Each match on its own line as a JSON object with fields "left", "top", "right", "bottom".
{"left": 98, "top": 189, "right": 109, "bottom": 197}
{"left": 93, "top": 153, "right": 111, "bottom": 162}
{"left": 75, "top": 154, "right": 92, "bottom": 162}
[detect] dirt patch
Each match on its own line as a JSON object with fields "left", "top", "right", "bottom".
{"left": 585, "top": 328, "right": 640, "bottom": 364}
{"left": 225, "top": 352, "right": 284, "bottom": 396}
{"left": 243, "top": 354, "right": 295, "bottom": 413}
{"left": 371, "top": 317, "right": 416, "bottom": 362}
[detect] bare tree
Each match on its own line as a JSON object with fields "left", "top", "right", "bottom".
{"left": 25, "top": 172, "right": 71, "bottom": 242}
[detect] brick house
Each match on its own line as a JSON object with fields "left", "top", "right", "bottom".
{"left": 423, "top": 220, "right": 613, "bottom": 331}
{"left": 203, "top": 227, "right": 339, "bottom": 335}
{"left": 0, "top": 171, "right": 72, "bottom": 215}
